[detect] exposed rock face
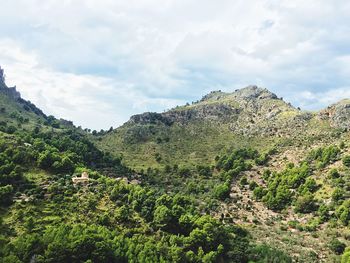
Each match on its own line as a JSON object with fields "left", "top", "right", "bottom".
{"left": 1, "top": 86, "right": 21, "bottom": 100}
{"left": 0, "top": 67, "right": 21, "bottom": 100}
{"left": 129, "top": 112, "right": 173, "bottom": 126}
{"left": 232, "top": 85, "right": 278, "bottom": 101}
{"left": 319, "top": 100, "right": 350, "bottom": 130}
{"left": 0, "top": 66, "right": 4, "bottom": 83}
{"left": 164, "top": 104, "right": 240, "bottom": 123}
{"left": 127, "top": 86, "right": 284, "bottom": 127}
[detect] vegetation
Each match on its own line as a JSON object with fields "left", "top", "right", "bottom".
{"left": 1, "top": 82, "right": 350, "bottom": 262}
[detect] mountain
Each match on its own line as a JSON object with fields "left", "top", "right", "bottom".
{"left": 96, "top": 86, "right": 350, "bottom": 262}
{"left": 1, "top": 67, "right": 350, "bottom": 262}
{"left": 98, "top": 85, "right": 342, "bottom": 170}
{"left": 0, "top": 69, "right": 295, "bottom": 262}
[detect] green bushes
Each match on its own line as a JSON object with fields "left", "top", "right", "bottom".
{"left": 329, "top": 238, "right": 346, "bottom": 255}
{"left": 0, "top": 175, "right": 256, "bottom": 263}
{"left": 308, "top": 145, "right": 340, "bottom": 168}
{"left": 255, "top": 163, "right": 312, "bottom": 211}
{"left": 253, "top": 186, "right": 267, "bottom": 200}
{"left": 343, "top": 155, "right": 350, "bottom": 167}
{"left": 248, "top": 244, "right": 292, "bottom": 263}
{"left": 336, "top": 200, "right": 350, "bottom": 225}
{"left": 0, "top": 185, "right": 13, "bottom": 205}
{"left": 213, "top": 182, "right": 230, "bottom": 200}
{"left": 294, "top": 193, "right": 317, "bottom": 213}
{"left": 341, "top": 248, "right": 350, "bottom": 263}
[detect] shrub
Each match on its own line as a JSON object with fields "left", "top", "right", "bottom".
{"left": 343, "top": 156, "right": 350, "bottom": 167}
{"left": 213, "top": 183, "right": 230, "bottom": 200}
{"left": 329, "top": 168, "right": 340, "bottom": 179}
{"left": 342, "top": 248, "right": 350, "bottom": 263}
{"left": 329, "top": 238, "right": 346, "bottom": 255}
{"left": 248, "top": 244, "right": 292, "bottom": 263}
{"left": 294, "top": 193, "right": 317, "bottom": 214}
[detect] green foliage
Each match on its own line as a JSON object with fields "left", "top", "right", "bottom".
{"left": 342, "top": 248, "right": 350, "bottom": 263}
{"left": 343, "top": 155, "right": 350, "bottom": 167}
{"left": 258, "top": 163, "right": 311, "bottom": 211}
{"left": 196, "top": 165, "right": 212, "bottom": 177}
{"left": 213, "top": 182, "right": 230, "bottom": 200}
{"left": 308, "top": 145, "right": 340, "bottom": 168}
{"left": 329, "top": 168, "right": 340, "bottom": 179}
{"left": 248, "top": 244, "right": 292, "bottom": 263}
{"left": 216, "top": 148, "right": 258, "bottom": 172}
{"left": 336, "top": 200, "right": 350, "bottom": 225}
{"left": 317, "top": 204, "right": 330, "bottom": 222}
{"left": 0, "top": 185, "right": 13, "bottom": 205}
{"left": 253, "top": 186, "right": 267, "bottom": 200}
{"left": 294, "top": 193, "right": 317, "bottom": 214}
{"left": 329, "top": 238, "right": 346, "bottom": 255}
{"left": 332, "top": 187, "right": 345, "bottom": 203}
{"left": 239, "top": 176, "right": 248, "bottom": 186}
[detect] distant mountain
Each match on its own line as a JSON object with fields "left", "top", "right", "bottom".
{"left": 98, "top": 85, "right": 347, "bottom": 170}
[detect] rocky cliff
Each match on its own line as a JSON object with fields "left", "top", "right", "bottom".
{"left": 319, "top": 99, "right": 350, "bottom": 130}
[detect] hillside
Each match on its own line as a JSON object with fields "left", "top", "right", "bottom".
{"left": 2, "top": 67, "right": 350, "bottom": 262}
{"left": 96, "top": 85, "right": 350, "bottom": 262}
{"left": 0, "top": 69, "right": 296, "bottom": 262}
{"left": 98, "top": 86, "right": 342, "bottom": 170}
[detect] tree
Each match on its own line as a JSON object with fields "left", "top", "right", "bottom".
{"left": 113, "top": 205, "right": 130, "bottom": 223}
{"left": 336, "top": 201, "right": 350, "bottom": 225}
{"left": 332, "top": 187, "right": 345, "bottom": 202}
{"left": 341, "top": 249, "right": 350, "bottom": 263}
{"left": 329, "top": 238, "right": 346, "bottom": 255}
{"left": 0, "top": 185, "right": 13, "bottom": 205}
{"left": 213, "top": 183, "right": 230, "bottom": 200}
{"left": 329, "top": 168, "right": 340, "bottom": 179}
{"left": 153, "top": 205, "right": 172, "bottom": 228}
{"left": 343, "top": 156, "right": 350, "bottom": 167}
{"left": 294, "top": 193, "right": 317, "bottom": 213}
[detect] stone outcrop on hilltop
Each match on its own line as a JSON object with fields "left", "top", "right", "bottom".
{"left": 0, "top": 66, "right": 21, "bottom": 100}
{"left": 0, "top": 66, "right": 47, "bottom": 118}
{"left": 125, "top": 86, "right": 305, "bottom": 137}
{"left": 319, "top": 99, "right": 350, "bottom": 130}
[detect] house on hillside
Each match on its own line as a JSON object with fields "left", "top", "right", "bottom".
{"left": 72, "top": 172, "right": 89, "bottom": 185}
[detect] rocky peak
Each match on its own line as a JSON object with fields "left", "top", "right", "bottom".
{"left": 233, "top": 85, "right": 278, "bottom": 101}
{"left": 319, "top": 99, "right": 350, "bottom": 130}
{"left": 0, "top": 67, "right": 21, "bottom": 100}
{"left": 200, "top": 90, "right": 227, "bottom": 102}
{"left": 0, "top": 66, "right": 5, "bottom": 84}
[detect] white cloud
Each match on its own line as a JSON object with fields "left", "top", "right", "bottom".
{"left": 0, "top": 0, "right": 350, "bottom": 128}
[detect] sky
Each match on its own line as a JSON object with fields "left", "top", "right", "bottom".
{"left": 1, "top": 0, "right": 350, "bottom": 130}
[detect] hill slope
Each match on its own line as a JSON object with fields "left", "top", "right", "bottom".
{"left": 0, "top": 69, "right": 293, "bottom": 263}
{"left": 2, "top": 68, "right": 350, "bottom": 262}
{"left": 99, "top": 86, "right": 344, "bottom": 170}
{"left": 96, "top": 86, "right": 350, "bottom": 262}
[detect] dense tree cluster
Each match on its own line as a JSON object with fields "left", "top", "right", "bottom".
{"left": 253, "top": 163, "right": 314, "bottom": 211}
{"left": 307, "top": 145, "right": 341, "bottom": 169}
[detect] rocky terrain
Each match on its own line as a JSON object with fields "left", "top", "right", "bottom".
{"left": 99, "top": 85, "right": 342, "bottom": 169}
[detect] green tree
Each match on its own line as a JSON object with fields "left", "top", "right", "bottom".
{"left": 343, "top": 156, "right": 350, "bottom": 167}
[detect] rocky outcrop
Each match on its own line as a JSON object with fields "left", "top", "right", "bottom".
{"left": 319, "top": 100, "right": 350, "bottom": 130}
{"left": 232, "top": 85, "right": 278, "bottom": 101}
{"left": 164, "top": 104, "right": 240, "bottom": 123}
{"left": 0, "top": 67, "right": 21, "bottom": 100}
{"left": 0, "top": 86, "right": 21, "bottom": 100}
{"left": 122, "top": 85, "right": 318, "bottom": 138}
{"left": 127, "top": 86, "right": 284, "bottom": 126}
{"left": 128, "top": 112, "right": 173, "bottom": 126}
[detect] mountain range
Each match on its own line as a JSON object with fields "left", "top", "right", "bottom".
{"left": 1, "top": 67, "right": 350, "bottom": 262}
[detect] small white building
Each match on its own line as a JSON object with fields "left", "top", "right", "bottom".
{"left": 72, "top": 172, "right": 89, "bottom": 185}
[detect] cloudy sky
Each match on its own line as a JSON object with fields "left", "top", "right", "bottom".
{"left": 1, "top": 0, "right": 350, "bottom": 129}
